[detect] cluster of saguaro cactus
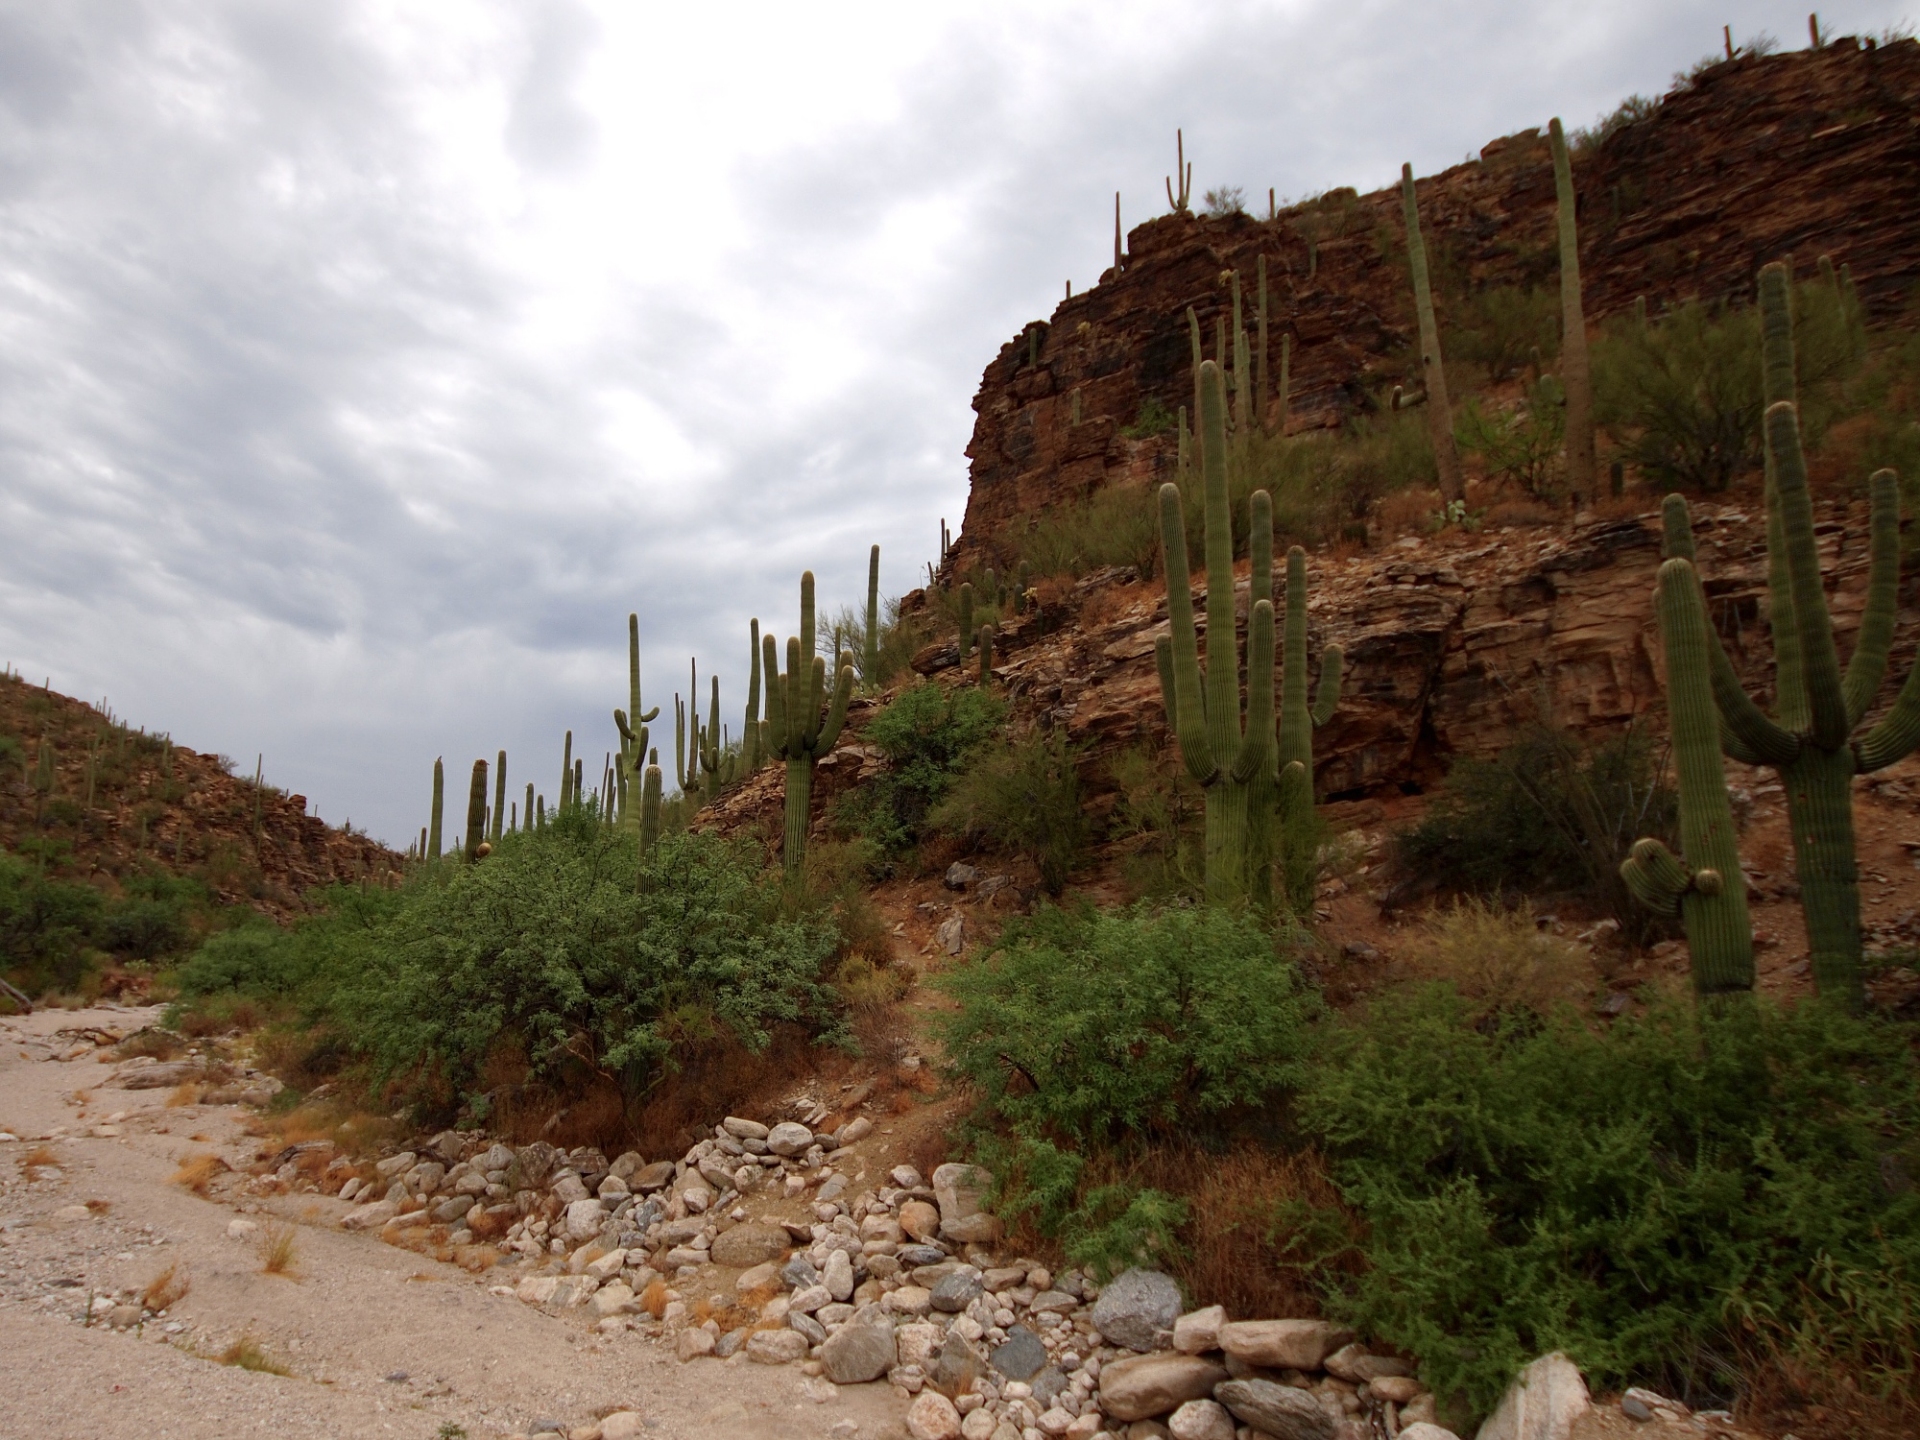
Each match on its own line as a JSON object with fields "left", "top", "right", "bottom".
{"left": 1154, "top": 359, "right": 1342, "bottom": 907}
{"left": 764, "top": 570, "right": 855, "bottom": 877}
{"left": 1627, "top": 262, "right": 1918, "bottom": 1009}
{"left": 1399, "top": 164, "right": 1462, "bottom": 502}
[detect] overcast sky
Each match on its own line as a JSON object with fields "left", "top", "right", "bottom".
{"left": 0, "top": 1, "right": 1909, "bottom": 846}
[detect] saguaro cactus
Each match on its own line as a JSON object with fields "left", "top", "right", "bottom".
{"left": 428, "top": 757, "right": 444, "bottom": 860}
{"left": 1399, "top": 164, "right": 1462, "bottom": 502}
{"left": 1273, "top": 545, "right": 1343, "bottom": 914}
{"left": 1166, "top": 128, "right": 1191, "bottom": 213}
{"left": 1548, "top": 118, "right": 1596, "bottom": 503}
{"left": 1113, "top": 192, "right": 1124, "bottom": 275}
{"left": 744, "top": 618, "right": 765, "bottom": 772}
{"left": 558, "top": 731, "right": 574, "bottom": 811}
{"left": 640, "top": 749, "right": 663, "bottom": 855}
{"left": 864, "top": 544, "right": 882, "bottom": 686}
{"left": 1154, "top": 359, "right": 1276, "bottom": 905}
{"left": 1661, "top": 262, "right": 1920, "bottom": 1009}
{"left": 764, "top": 570, "right": 856, "bottom": 878}
{"left": 491, "top": 750, "right": 507, "bottom": 844}
{"left": 463, "top": 759, "right": 489, "bottom": 861}
{"left": 523, "top": 782, "right": 533, "bottom": 835}
{"left": 1621, "top": 554, "right": 1754, "bottom": 994}
{"left": 1256, "top": 256, "right": 1271, "bottom": 434}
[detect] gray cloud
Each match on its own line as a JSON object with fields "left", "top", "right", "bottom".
{"left": 0, "top": 0, "right": 1907, "bottom": 840}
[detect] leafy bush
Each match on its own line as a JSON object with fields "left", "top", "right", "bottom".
{"left": 1451, "top": 285, "right": 1559, "bottom": 383}
{"left": 937, "top": 904, "right": 1321, "bottom": 1275}
{"left": 1395, "top": 722, "right": 1676, "bottom": 935}
{"left": 1458, "top": 376, "right": 1566, "bottom": 499}
{"left": 1303, "top": 986, "right": 1920, "bottom": 1418}
{"left": 1106, "top": 742, "right": 1204, "bottom": 901}
{"left": 1406, "top": 898, "right": 1587, "bottom": 1015}
{"left": 1120, "top": 396, "right": 1177, "bottom": 440}
{"left": 830, "top": 682, "right": 1004, "bottom": 857}
{"left": 1203, "top": 186, "right": 1246, "bottom": 217}
{"left": 0, "top": 850, "right": 208, "bottom": 996}
{"left": 1015, "top": 482, "right": 1161, "bottom": 582}
{"left": 930, "top": 729, "right": 1089, "bottom": 894}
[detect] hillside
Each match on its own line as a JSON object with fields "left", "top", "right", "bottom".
{"left": 955, "top": 36, "right": 1920, "bottom": 562}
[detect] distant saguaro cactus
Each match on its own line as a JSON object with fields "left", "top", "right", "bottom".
{"left": 1548, "top": 118, "right": 1595, "bottom": 503}
{"left": 428, "top": 757, "right": 444, "bottom": 860}
{"left": 1399, "top": 163, "right": 1462, "bottom": 502}
{"left": 464, "top": 759, "right": 489, "bottom": 862}
{"left": 764, "top": 571, "right": 856, "bottom": 878}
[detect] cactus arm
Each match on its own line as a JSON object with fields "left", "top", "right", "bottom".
{"left": 640, "top": 757, "right": 662, "bottom": 855}
{"left": 816, "top": 653, "right": 856, "bottom": 754}
{"left": 1767, "top": 402, "right": 1850, "bottom": 749}
{"left": 1198, "top": 362, "right": 1243, "bottom": 769}
{"left": 1620, "top": 837, "right": 1689, "bottom": 917}
{"left": 1187, "top": 306, "right": 1204, "bottom": 450}
{"left": 1249, "top": 490, "right": 1273, "bottom": 610}
{"left": 1843, "top": 469, "right": 1902, "bottom": 726}
{"left": 784, "top": 636, "right": 805, "bottom": 750}
{"left": 865, "top": 544, "right": 881, "bottom": 684}
{"left": 1157, "top": 481, "right": 1217, "bottom": 782}
{"left": 1660, "top": 493, "right": 1696, "bottom": 560}
{"left": 800, "top": 570, "right": 816, "bottom": 670}
{"left": 804, "top": 654, "right": 827, "bottom": 749}
{"left": 1854, "top": 660, "right": 1920, "bottom": 773}
{"left": 1765, "top": 466, "right": 1811, "bottom": 731}
{"left": 762, "top": 633, "right": 788, "bottom": 757}
{"left": 1312, "top": 646, "right": 1344, "bottom": 728}
{"left": 1230, "top": 599, "right": 1275, "bottom": 785}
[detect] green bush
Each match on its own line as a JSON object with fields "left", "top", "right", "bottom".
{"left": 936, "top": 904, "right": 1321, "bottom": 1275}
{"left": 1015, "top": 481, "right": 1162, "bottom": 582}
{"left": 1458, "top": 376, "right": 1566, "bottom": 500}
{"left": 830, "top": 682, "right": 1004, "bottom": 858}
{"left": 0, "top": 850, "right": 208, "bottom": 996}
{"left": 1451, "top": 285, "right": 1559, "bottom": 383}
{"left": 930, "top": 728, "right": 1089, "bottom": 894}
{"left": 1395, "top": 722, "right": 1676, "bottom": 935}
{"left": 1303, "top": 985, "right": 1920, "bottom": 1417}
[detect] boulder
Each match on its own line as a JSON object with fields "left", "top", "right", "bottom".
{"left": 746, "top": 1328, "right": 810, "bottom": 1364}
{"left": 1097, "top": 1353, "right": 1230, "bottom": 1422}
{"left": 564, "top": 1198, "right": 606, "bottom": 1241}
{"left": 932, "top": 1161, "right": 992, "bottom": 1225}
{"left": 1173, "top": 1305, "right": 1227, "bottom": 1354}
{"left": 908, "top": 1390, "right": 964, "bottom": 1440}
{"left": 1472, "top": 1352, "right": 1589, "bottom": 1440}
{"left": 722, "top": 1116, "right": 770, "bottom": 1140}
{"left": 374, "top": 1151, "right": 418, "bottom": 1178}
{"left": 631, "top": 1159, "right": 675, "bottom": 1192}
{"left": 1212, "top": 1379, "right": 1335, "bottom": 1440}
{"left": 711, "top": 1222, "right": 790, "bottom": 1269}
{"left": 1217, "top": 1319, "right": 1355, "bottom": 1371}
{"left": 931, "top": 1270, "right": 983, "bottom": 1313}
{"left": 900, "top": 1198, "right": 942, "bottom": 1241}
{"left": 1167, "top": 1399, "right": 1236, "bottom": 1440}
{"left": 766, "top": 1122, "right": 814, "bottom": 1157}
{"left": 817, "top": 1302, "right": 897, "bottom": 1384}
{"left": 340, "top": 1199, "right": 399, "bottom": 1231}
{"left": 1090, "top": 1269, "right": 1183, "bottom": 1352}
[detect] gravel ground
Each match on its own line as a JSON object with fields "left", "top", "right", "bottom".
{"left": 0, "top": 1004, "right": 908, "bottom": 1440}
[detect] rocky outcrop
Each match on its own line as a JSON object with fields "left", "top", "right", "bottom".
{"left": 955, "top": 38, "right": 1920, "bottom": 566}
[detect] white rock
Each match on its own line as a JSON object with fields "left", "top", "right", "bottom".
{"left": 586, "top": 1247, "right": 628, "bottom": 1280}
{"left": 1473, "top": 1352, "right": 1589, "bottom": 1440}
{"left": 824, "top": 1248, "right": 855, "bottom": 1301}
{"left": 1166, "top": 1398, "right": 1236, "bottom": 1440}
{"left": 767, "top": 1122, "right": 814, "bottom": 1157}
{"left": 601, "top": 1412, "right": 644, "bottom": 1440}
{"left": 907, "top": 1390, "right": 964, "bottom": 1440}
{"left": 565, "top": 1197, "right": 606, "bottom": 1241}
{"left": 226, "top": 1218, "right": 259, "bottom": 1241}
{"left": 1401, "top": 1426, "right": 1463, "bottom": 1440}
{"left": 747, "top": 1328, "right": 811, "bottom": 1364}
{"left": 589, "top": 1281, "right": 635, "bottom": 1317}
{"left": 1171, "top": 1305, "right": 1226, "bottom": 1354}
{"left": 961, "top": 1407, "right": 999, "bottom": 1440}
{"left": 840, "top": 1117, "right": 874, "bottom": 1144}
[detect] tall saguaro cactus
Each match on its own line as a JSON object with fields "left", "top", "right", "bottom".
{"left": 1621, "top": 554, "right": 1754, "bottom": 994}
{"left": 1399, "top": 164, "right": 1462, "bottom": 502}
{"left": 1548, "top": 118, "right": 1596, "bottom": 503}
{"left": 1274, "top": 545, "right": 1344, "bottom": 914}
{"left": 764, "top": 570, "right": 856, "bottom": 878}
{"left": 464, "top": 759, "right": 489, "bottom": 862}
{"left": 744, "top": 618, "right": 765, "bottom": 772}
{"left": 428, "top": 757, "right": 444, "bottom": 861}
{"left": 640, "top": 749, "right": 663, "bottom": 856}
{"left": 1661, "top": 262, "right": 1920, "bottom": 1009}
{"left": 1256, "top": 256, "right": 1271, "bottom": 435}
{"left": 865, "top": 544, "right": 881, "bottom": 686}
{"left": 1154, "top": 360, "right": 1276, "bottom": 905}
{"left": 491, "top": 750, "right": 507, "bottom": 844}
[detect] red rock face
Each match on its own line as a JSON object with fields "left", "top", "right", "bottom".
{"left": 955, "top": 39, "right": 1920, "bottom": 567}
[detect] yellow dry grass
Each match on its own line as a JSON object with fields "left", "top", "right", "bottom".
{"left": 169, "top": 1152, "right": 228, "bottom": 1197}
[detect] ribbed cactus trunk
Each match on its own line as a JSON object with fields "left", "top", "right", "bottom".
{"left": 464, "top": 759, "right": 488, "bottom": 862}
{"left": 428, "top": 757, "right": 444, "bottom": 860}
{"left": 765, "top": 571, "right": 855, "bottom": 879}
{"left": 864, "top": 544, "right": 881, "bottom": 686}
{"left": 559, "top": 731, "right": 573, "bottom": 812}
{"left": 1276, "top": 546, "right": 1344, "bottom": 916}
{"left": 1154, "top": 360, "right": 1274, "bottom": 906}
{"left": 1657, "top": 261, "right": 1920, "bottom": 1011}
{"left": 641, "top": 751, "right": 662, "bottom": 856}
{"left": 1256, "top": 256, "right": 1271, "bottom": 435}
{"left": 1621, "top": 556, "right": 1754, "bottom": 993}
{"left": 523, "top": 782, "right": 533, "bottom": 834}
{"left": 1548, "top": 119, "right": 1596, "bottom": 505}
{"left": 1399, "top": 164, "right": 1462, "bottom": 503}
{"left": 491, "top": 750, "right": 507, "bottom": 844}
{"left": 744, "top": 619, "right": 764, "bottom": 772}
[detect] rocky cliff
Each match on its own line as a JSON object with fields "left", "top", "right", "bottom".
{"left": 956, "top": 37, "right": 1920, "bottom": 565}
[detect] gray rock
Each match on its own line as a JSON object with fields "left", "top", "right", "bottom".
{"left": 790, "top": 1310, "right": 828, "bottom": 1346}
{"left": 944, "top": 862, "right": 981, "bottom": 890}
{"left": 426, "top": 1130, "right": 466, "bottom": 1165}
{"left": 1168, "top": 1399, "right": 1237, "bottom": 1440}
{"left": 404, "top": 1161, "right": 446, "bottom": 1193}
{"left": 1029, "top": 1289, "right": 1077, "bottom": 1314}
{"left": 747, "top": 1328, "right": 810, "bottom": 1364}
{"left": 722, "top": 1116, "right": 770, "bottom": 1140}
{"left": 550, "top": 1172, "right": 589, "bottom": 1205}
{"left": 931, "top": 1270, "right": 983, "bottom": 1313}
{"left": 564, "top": 1198, "right": 605, "bottom": 1241}
{"left": 375, "top": 1150, "right": 418, "bottom": 1178}
{"left": 818, "top": 1303, "right": 898, "bottom": 1384}
{"left": 766, "top": 1121, "right": 814, "bottom": 1157}
{"left": 714, "top": 1326, "right": 751, "bottom": 1358}
{"left": 935, "top": 914, "right": 966, "bottom": 954}
{"left": 631, "top": 1160, "right": 675, "bottom": 1192}
{"left": 475, "top": 1142, "right": 512, "bottom": 1172}
{"left": 1098, "top": 1353, "right": 1231, "bottom": 1423}
{"left": 899, "top": 1244, "right": 948, "bottom": 1267}
{"left": 989, "top": 1325, "right": 1048, "bottom": 1381}
{"left": 514, "top": 1142, "right": 559, "bottom": 1185}
{"left": 1323, "top": 1342, "right": 1414, "bottom": 1384}
{"left": 824, "top": 1248, "right": 855, "bottom": 1301}
{"left": 1031, "top": 1366, "right": 1067, "bottom": 1406}
{"left": 782, "top": 1255, "right": 820, "bottom": 1290}
{"left": 432, "top": 1195, "right": 474, "bottom": 1224}
{"left": 931, "top": 1335, "right": 987, "bottom": 1397}
{"left": 1089, "top": 1268, "right": 1183, "bottom": 1352}
{"left": 1213, "top": 1379, "right": 1335, "bottom": 1440}
{"left": 711, "top": 1222, "right": 790, "bottom": 1268}
{"left": 1218, "top": 1320, "right": 1354, "bottom": 1371}
{"left": 932, "top": 1162, "right": 992, "bottom": 1225}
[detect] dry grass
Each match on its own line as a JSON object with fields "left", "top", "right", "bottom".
{"left": 19, "top": 1144, "right": 59, "bottom": 1170}
{"left": 257, "top": 1222, "right": 299, "bottom": 1278}
{"left": 216, "top": 1334, "right": 291, "bottom": 1375}
{"left": 165, "top": 1082, "right": 203, "bottom": 1108}
{"left": 169, "top": 1152, "right": 228, "bottom": 1197}
{"left": 84, "top": 1198, "right": 111, "bottom": 1215}
{"left": 1405, "top": 897, "right": 1589, "bottom": 1014}
{"left": 142, "top": 1262, "right": 190, "bottom": 1312}
{"left": 639, "top": 1279, "right": 670, "bottom": 1318}
{"left": 116, "top": 1027, "right": 183, "bottom": 1061}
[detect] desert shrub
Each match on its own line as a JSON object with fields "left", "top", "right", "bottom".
{"left": 1595, "top": 276, "right": 1859, "bottom": 492}
{"left": 930, "top": 729, "right": 1089, "bottom": 894}
{"left": 1120, "top": 396, "right": 1176, "bottom": 439}
{"left": 1405, "top": 898, "right": 1586, "bottom": 1015}
{"left": 1303, "top": 985, "right": 1920, "bottom": 1419}
{"left": 1016, "top": 482, "right": 1161, "bottom": 581}
{"left": 824, "top": 596, "right": 924, "bottom": 691}
{"left": 1396, "top": 722, "right": 1675, "bottom": 934}
{"left": 1458, "top": 376, "right": 1566, "bottom": 500}
{"left": 1451, "top": 285, "right": 1559, "bottom": 382}
{"left": 1203, "top": 186, "right": 1246, "bottom": 217}
{"left": 0, "top": 851, "right": 208, "bottom": 996}
{"left": 937, "top": 904, "right": 1322, "bottom": 1274}
{"left": 830, "top": 682, "right": 1004, "bottom": 857}
{"left": 1106, "top": 742, "right": 1204, "bottom": 902}
{"left": 1571, "top": 94, "right": 1660, "bottom": 155}
{"left": 331, "top": 816, "right": 844, "bottom": 1112}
